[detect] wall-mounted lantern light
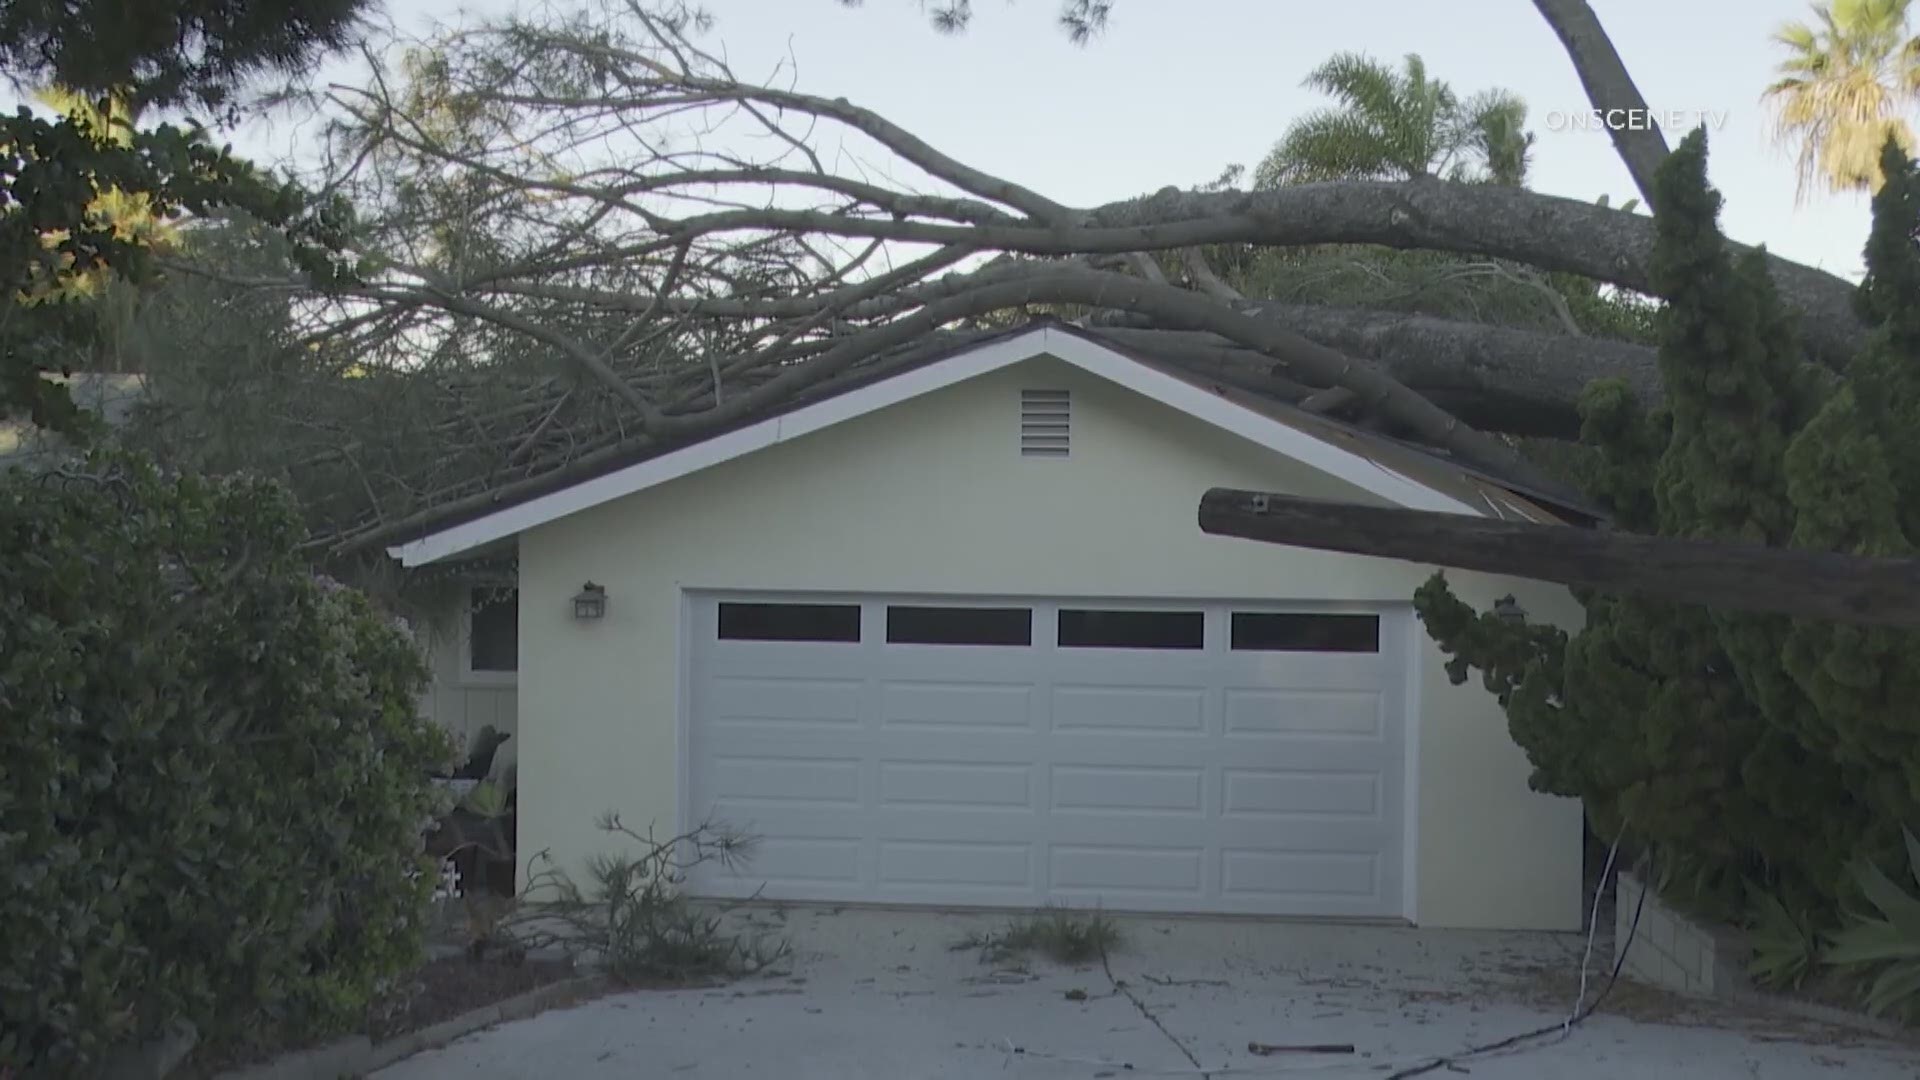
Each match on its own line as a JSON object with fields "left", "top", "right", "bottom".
{"left": 572, "top": 582, "right": 608, "bottom": 620}
{"left": 1492, "top": 595, "right": 1527, "bottom": 625}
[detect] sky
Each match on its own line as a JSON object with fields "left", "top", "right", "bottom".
{"left": 238, "top": 0, "right": 1879, "bottom": 280}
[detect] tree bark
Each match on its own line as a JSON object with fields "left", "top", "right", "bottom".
{"left": 1241, "top": 305, "right": 1662, "bottom": 434}
{"left": 1093, "top": 314, "right": 1660, "bottom": 440}
{"left": 1077, "top": 181, "right": 1861, "bottom": 368}
{"left": 1532, "top": 0, "right": 1673, "bottom": 210}
{"left": 1197, "top": 489, "right": 1920, "bottom": 626}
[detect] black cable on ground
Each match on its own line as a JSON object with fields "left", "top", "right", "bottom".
{"left": 1004, "top": 835, "right": 1656, "bottom": 1077}
{"left": 1383, "top": 847, "right": 1655, "bottom": 1080}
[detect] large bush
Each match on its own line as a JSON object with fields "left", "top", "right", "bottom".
{"left": 0, "top": 454, "right": 452, "bottom": 1075}
{"left": 1416, "top": 133, "right": 1920, "bottom": 923}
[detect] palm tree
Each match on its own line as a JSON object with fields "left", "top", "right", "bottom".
{"left": 1765, "top": 0, "right": 1920, "bottom": 201}
{"left": 1253, "top": 53, "right": 1534, "bottom": 188}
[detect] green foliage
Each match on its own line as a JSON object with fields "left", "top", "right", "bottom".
{"left": 0, "top": 8, "right": 366, "bottom": 432}
{"left": 1748, "top": 889, "right": 1822, "bottom": 989}
{"left": 460, "top": 778, "right": 512, "bottom": 820}
{"left": 841, "top": 0, "right": 1111, "bottom": 42}
{"left": 1222, "top": 87, "right": 1654, "bottom": 365}
{"left": 511, "top": 814, "right": 790, "bottom": 984}
{"left": 1825, "top": 829, "right": 1920, "bottom": 1016}
{"left": 1415, "top": 130, "right": 1920, "bottom": 937}
{"left": 1254, "top": 52, "right": 1533, "bottom": 187}
{"left": 0, "top": 0, "right": 368, "bottom": 111}
{"left": 952, "top": 907, "right": 1123, "bottom": 966}
{"left": 1764, "top": 0, "right": 1920, "bottom": 200}
{"left": 0, "top": 453, "right": 452, "bottom": 1075}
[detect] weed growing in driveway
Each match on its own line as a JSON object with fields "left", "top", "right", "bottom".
{"left": 952, "top": 907, "right": 1122, "bottom": 965}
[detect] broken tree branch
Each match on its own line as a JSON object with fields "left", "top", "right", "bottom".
{"left": 1197, "top": 489, "right": 1920, "bottom": 626}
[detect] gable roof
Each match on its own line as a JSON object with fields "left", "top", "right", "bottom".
{"left": 388, "top": 323, "right": 1587, "bottom": 568}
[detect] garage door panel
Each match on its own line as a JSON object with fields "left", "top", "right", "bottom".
{"left": 716, "top": 837, "right": 864, "bottom": 887}
{"left": 1221, "top": 849, "right": 1381, "bottom": 901}
{"left": 876, "top": 648, "right": 1045, "bottom": 673}
{"left": 687, "top": 594, "right": 1410, "bottom": 919}
{"left": 694, "top": 730, "right": 870, "bottom": 757}
{"left": 699, "top": 801, "right": 873, "bottom": 837}
{"left": 1212, "top": 813, "right": 1394, "bottom": 850}
{"left": 879, "top": 840, "right": 1034, "bottom": 888}
{"left": 703, "top": 755, "right": 862, "bottom": 805}
{"left": 1044, "top": 738, "right": 1213, "bottom": 768}
{"left": 704, "top": 675, "right": 865, "bottom": 727}
{"left": 1051, "top": 845, "right": 1204, "bottom": 894}
{"left": 1042, "top": 656, "right": 1226, "bottom": 685}
{"left": 1049, "top": 764, "right": 1204, "bottom": 813}
{"left": 878, "top": 760, "right": 1033, "bottom": 808}
{"left": 1218, "top": 654, "right": 1392, "bottom": 681}
{"left": 1048, "top": 814, "right": 1210, "bottom": 852}
{"left": 880, "top": 680, "right": 1035, "bottom": 728}
{"left": 1221, "top": 767, "right": 1381, "bottom": 818}
{"left": 875, "top": 806, "right": 1040, "bottom": 842}
{"left": 867, "top": 736, "right": 1042, "bottom": 768}
{"left": 1223, "top": 687, "right": 1385, "bottom": 738}
{"left": 1050, "top": 685, "right": 1206, "bottom": 733}
{"left": 1213, "top": 739, "right": 1397, "bottom": 774}
{"left": 704, "top": 648, "right": 866, "bottom": 678}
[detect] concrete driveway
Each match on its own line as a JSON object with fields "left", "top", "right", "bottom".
{"left": 376, "top": 907, "right": 1919, "bottom": 1078}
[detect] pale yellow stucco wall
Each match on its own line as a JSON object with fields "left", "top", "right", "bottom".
{"left": 514, "top": 357, "right": 1586, "bottom": 930}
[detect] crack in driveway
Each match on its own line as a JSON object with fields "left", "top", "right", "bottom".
{"left": 1103, "top": 945, "right": 1208, "bottom": 1078}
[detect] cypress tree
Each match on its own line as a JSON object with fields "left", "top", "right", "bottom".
{"left": 1416, "top": 129, "right": 1920, "bottom": 918}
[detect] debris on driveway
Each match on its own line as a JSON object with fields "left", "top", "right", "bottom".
{"left": 373, "top": 907, "right": 1920, "bottom": 1079}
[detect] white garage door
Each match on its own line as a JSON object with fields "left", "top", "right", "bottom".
{"left": 684, "top": 595, "right": 1410, "bottom": 918}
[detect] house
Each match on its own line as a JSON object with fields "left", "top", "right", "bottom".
{"left": 391, "top": 321, "right": 1591, "bottom": 931}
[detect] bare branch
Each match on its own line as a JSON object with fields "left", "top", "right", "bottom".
{"left": 1531, "top": 0, "right": 1672, "bottom": 210}
{"left": 213, "top": 1, "right": 1856, "bottom": 560}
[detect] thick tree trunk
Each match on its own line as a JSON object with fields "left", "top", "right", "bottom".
{"left": 1244, "top": 305, "right": 1662, "bottom": 435}
{"left": 1532, "top": 0, "right": 1673, "bottom": 210}
{"left": 1083, "top": 181, "right": 1862, "bottom": 368}
{"left": 1095, "top": 313, "right": 1661, "bottom": 439}
{"left": 1197, "top": 489, "right": 1920, "bottom": 626}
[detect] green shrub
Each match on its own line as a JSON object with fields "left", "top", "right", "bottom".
{"left": 1415, "top": 134, "right": 1920, "bottom": 932}
{"left": 0, "top": 454, "right": 452, "bottom": 1075}
{"left": 1825, "top": 829, "right": 1920, "bottom": 1018}
{"left": 1746, "top": 889, "right": 1821, "bottom": 991}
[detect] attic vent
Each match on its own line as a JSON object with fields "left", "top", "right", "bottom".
{"left": 1020, "top": 389, "right": 1071, "bottom": 457}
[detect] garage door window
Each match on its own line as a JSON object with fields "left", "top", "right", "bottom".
{"left": 887, "top": 605, "right": 1032, "bottom": 646}
{"left": 1230, "top": 612, "right": 1379, "bottom": 653}
{"left": 718, "top": 602, "right": 861, "bottom": 642}
{"left": 1058, "top": 609, "right": 1204, "bottom": 650}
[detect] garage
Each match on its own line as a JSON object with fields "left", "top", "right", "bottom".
{"left": 391, "top": 325, "right": 1585, "bottom": 930}
{"left": 684, "top": 594, "right": 1411, "bottom": 919}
